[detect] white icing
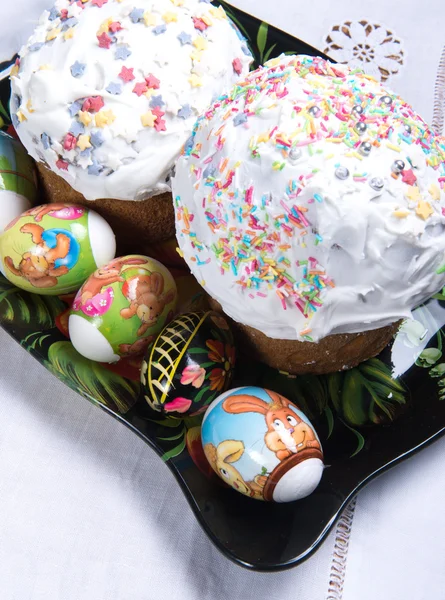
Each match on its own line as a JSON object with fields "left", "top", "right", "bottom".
{"left": 173, "top": 54, "right": 445, "bottom": 342}
{"left": 11, "top": 0, "right": 252, "bottom": 201}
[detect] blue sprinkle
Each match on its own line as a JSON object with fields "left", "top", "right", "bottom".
{"left": 80, "top": 148, "right": 91, "bottom": 158}
{"left": 153, "top": 24, "right": 167, "bottom": 35}
{"left": 29, "top": 43, "right": 44, "bottom": 52}
{"left": 41, "top": 133, "right": 51, "bottom": 149}
{"left": 11, "top": 113, "right": 19, "bottom": 129}
{"left": 69, "top": 121, "right": 85, "bottom": 137}
{"left": 90, "top": 131, "right": 104, "bottom": 147}
{"left": 70, "top": 61, "right": 86, "bottom": 78}
{"left": 150, "top": 95, "right": 165, "bottom": 108}
{"left": 242, "top": 45, "right": 251, "bottom": 56}
{"left": 115, "top": 46, "right": 132, "bottom": 60}
{"left": 88, "top": 158, "right": 103, "bottom": 176}
{"left": 177, "top": 104, "right": 192, "bottom": 119}
{"left": 177, "top": 31, "right": 192, "bottom": 45}
{"left": 234, "top": 113, "right": 248, "bottom": 127}
{"left": 184, "top": 135, "right": 194, "bottom": 155}
{"left": 204, "top": 164, "right": 216, "bottom": 178}
{"left": 106, "top": 81, "right": 122, "bottom": 95}
{"left": 48, "top": 6, "right": 59, "bottom": 21}
{"left": 129, "top": 8, "right": 144, "bottom": 23}
{"left": 68, "top": 100, "right": 83, "bottom": 118}
{"left": 62, "top": 17, "right": 78, "bottom": 31}
{"left": 314, "top": 193, "right": 323, "bottom": 203}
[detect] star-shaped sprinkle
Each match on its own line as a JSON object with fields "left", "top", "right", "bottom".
{"left": 416, "top": 200, "right": 433, "bottom": 220}
{"left": 405, "top": 185, "right": 421, "bottom": 202}
{"left": 129, "top": 8, "right": 144, "bottom": 23}
{"left": 141, "top": 11, "right": 155, "bottom": 27}
{"left": 154, "top": 118, "right": 166, "bottom": 132}
{"left": 115, "top": 46, "right": 131, "bottom": 60}
{"left": 188, "top": 73, "right": 202, "bottom": 87}
{"left": 232, "top": 58, "right": 242, "bottom": 75}
{"left": 80, "top": 147, "right": 91, "bottom": 157}
{"left": 62, "top": 17, "right": 78, "bottom": 31}
{"left": 56, "top": 159, "right": 69, "bottom": 171}
{"left": 46, "top": 28, "right": 61, "bottom": 41}
{"left": 78, "top": 110, "right": 93, "bottom": 126}
{"left": 88, "top": 158, "right": 103, "bottom": 176}
{"left": 133, "top": 82, "right": 148, "bottom": 96}
{"left": 141, "top": 111, "right": 156, "bottom": 127}
{"left": 177, "top": 31, "right": 192, "bottom": 45}
{"left": 210, "top": 5, "right": 226, "bottom": 18}
{"left": 11, "top": 114, "right": 19, "bottom": 129}
{"left": 97, "top": 32, "right": 112, "bottom": 48}
{"left": 193, "top": 17, "right": 208, "bottom": 31}
{"left": 48, "top": 6, "right": 60, "bottom": 20}
{"left": 69, "top": 121, "right": 85, "bottom": 136}
{"left": 233, "top": 112, "right": 248, "bottom": 126}
{"left": 170, "top": 0, "right": 184, "bottom": 5}
{"left": 106, "top": 82, "right": 122, "bottom": 95}
{"left": 64, "top": 28, "right": 74, "bottom": 40}
{"left": 70, "top": 61, "right": 86, "bottom": 78}
{"left": 82, "top": 96, "right": 104, "bottom": 112}
{"left": 92, "top": 0, "right": 108, "bottom": 6}
{"left": 193, "top": 36, "right": 207, "bottom": 51}
{"left": 39, "top": 64, "right": 52, "bottom": 71}
{"left": 109, "top": 21, "right": 122, "bottom": 32}
{"left": 241, "top": 45, "right": 251, "bottom": 56}
{"left": 16, "top": 111, "right": 27, "bottom": 123}
{"left": 429, "top": 183, "right": 440, "bottom": 201}
{"left": 393, "top": 210, "right": 410, "bottom": 218}
{"left": 152, "top": 107, "right": 165, "bottom": 118}
{"left": 177, "top": 104, "right": 192, "bottom": 119}
{"left": 119, "top": 66, "right": 135, "bottom": 82}
{"left": 401, "top": 169, "right": 417, "bottom": 185}
{"left": 90, "top": 131, "right": 104, "bottom": 147}
{"left": 41, "top": 133, "right": 51, "bottom": 149}
{"left": 163, "top": 11, "right": 177, "bottom": 22}
{"left": 95, "top": 110, "right": 115, "bottom": 128}
{"left": 60, "top": 9, "right": 68, "bottom": 19}
{"left": 69, "top": 100, "right": 83, "bottom": 118}
{"left": 29, "top": 43, "right": 44, "bottom": 52}
{"left": 26, "top": 99, "right": 34, "bottom": 114}
{"left": 150, "top": 95, "right": 164, "bottom": 108}
{"left": 63, "top": 133, "right": 77, "bottom": 151}
{"left": 153, "top": 24, "right": 167, "bottom": 35}
{"left": 145, "top": 73, "right": 160, "bottom": 89}
{"left": 97, "top": 17, "right": 113, "bottom": 35}
{"left": 190, "top": 50, "right": 202, "bottom": 62}
{"left": 77, "top": 135, "right": 91, "bottom": 151}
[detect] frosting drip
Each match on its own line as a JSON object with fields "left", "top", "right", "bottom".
{"left": 10, "top": 0, "right": 252, "bottom": 201}
{"left": 173, "top": 54, "right": 445, "bottom": 342}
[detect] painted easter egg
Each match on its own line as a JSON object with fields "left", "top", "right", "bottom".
{"left": 201, "top": 386, "right": 324, "bottom": 502}
{"left": 0, "top": 131, "right": 37, "bottom": 231}
{"left": 141, "top": 311, "right": 236, "bottom": 418}
{"left": 0, "top": 204, "right": 115, "bottom": 294}
{"left": 69, "top": 255, "right": 177, "bottom": 363}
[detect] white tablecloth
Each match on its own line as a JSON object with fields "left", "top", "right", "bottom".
{"left": 1, "top": 1, "right": 445, "bottom": 599}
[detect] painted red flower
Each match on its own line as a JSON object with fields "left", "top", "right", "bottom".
{"left": 206, "top": 339, "right": 236, "bottom": 391}
{"left": 164, "top": 397, "right": 192, "bottom": 414}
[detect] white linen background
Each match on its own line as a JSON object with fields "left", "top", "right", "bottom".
{"left": 1, "top": 1, "right": 445, "bottom": 599}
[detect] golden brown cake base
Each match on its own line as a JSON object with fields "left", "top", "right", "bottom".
{"left": 209, "top": 298, "right": 399, "bottom": 375}
{"left": 36, "top": 164, "right": 176, "bottom": 254}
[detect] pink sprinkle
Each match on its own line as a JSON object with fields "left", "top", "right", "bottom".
{"left": 109, "top": 21, "right": 122, "bottom": 32}
{"left": 60, "top": 8, "right": 68, "bottom": 19}
{"left": 193, "top": 17, "right": 208, "bottom": 31}
{"left": 63, "top": 133, "right": 77, "bottom": 151}
{"left": 248, "top": 293, "right": 255, "bottom": 299}
{"left": 56, "top": 159, "right": 69, "bottom": 171}
{"left": 133, "top": 82, "right": 148, "bottom": 96}
{"left": 307, "top": 198, "right": 314, "bottom": 204}
{"left": 145, "top": 74, "right": 160, "bottom": 89}
{"left": 245, "top": 186, "right": 254, "bottom": 204}
{"left": 203, "top": 156, "right": 213, "bottom": 164}
{"left": 280, "top": 199, "right": 291, "bottom": 214}
{"left": 97, "top": 32, "right": 112, "bottom": 49}
{"left": 82, "top": 96, "right": 104, "bottom": 112}
{"left": 119, "top": 66, "right": 135, "bottom": 82}
{"left": 280, "top": 297, "right": 287, "bottom": 310}
{"left": 232, "top": 58, "right": 242, "bottom": 75}
{"left": 256, "top": 292, "right": 267, "bottom": 298}
{"left": 296, "top": 139, "right": 314, "bottom": 147}
{"left": 91, "top": 0, "right": 108, "bottom": 6}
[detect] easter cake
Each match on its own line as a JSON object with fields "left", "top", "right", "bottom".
{"left": 9, "top": 0, "right": 253, "bottom": 253}
{"left": 173, "top": 54, "right": 445, "bottom": 375}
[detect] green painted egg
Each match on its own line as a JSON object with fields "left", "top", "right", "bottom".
{"left": 0, "top": 204, "right": 115, "bottom": 294}
{"left": 69, "top": 255, "right": 177, "bottom": 363}
{"left": 141, "top": 311, "right": 236, "bottom": 418}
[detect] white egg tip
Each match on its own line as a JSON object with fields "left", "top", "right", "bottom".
{"left": 0, "top": 191, "right": 32, "bottom": 232}
{"left": 273, "top": 458, "right": 324, "bottom": 503}
{"left": 87, "top": 210, "right": 116, "bottom": 268}
{"left": 68, "top": 314, "right": 120, "bottom": 363}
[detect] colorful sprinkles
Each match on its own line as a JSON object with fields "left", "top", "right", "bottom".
{"left": 175, "top": 55, "right": 445, "bottom": 338}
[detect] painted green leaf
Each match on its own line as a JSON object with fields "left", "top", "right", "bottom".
{"left": 161, "top": 437, "right": 186, "bottom": 461}
{"left": 157, "top": 428, "right": 186, "bottom": 442}
{"left": 45, "top": 341, "right": 139, "bottom": 414}
{"left": 0, "top": 277, "right": 65, "bottom": 327}
{"left": 257, "top": 22, "right": 268, "bottom": 59}
{"left": 341, "top": 420, "right": 366, "bottom": 457}
{"left": 263, "top": 43, "right": 277, "bottom": 63}
{"left": 340, "top": 370, "right": 369, "bottom": 427}
{"left": 324, "top": 405, "right": 334, "bottom": 439}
